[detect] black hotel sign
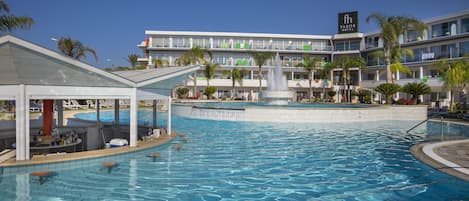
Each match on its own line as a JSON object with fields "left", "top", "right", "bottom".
{"left": 338, "top": 11, "right": 358, "bottom": 33}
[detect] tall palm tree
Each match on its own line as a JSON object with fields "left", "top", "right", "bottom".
{"left": 318, "top": 62, "right": 334, "bottom": 101}
{"left": 330, "top": 56, "right": 365, "bottom": 102}
{"left": 57, "top": 37, "right": 98, "bottom": 63}
{"left": 223, "top": 68, "right": 247, "bottom": 99}
{"left": 434, "top": 58, "right": 469, "bottom": 111}
{"left": 180, "top": 47, "right": 205, "bottom": 97}
{"left": 126, "top": 54, "right": 139, "bottom": 70}
{"left": 248, "top": 52, "right": 274, "bottom": 95}
{"left": 0, "top": 0, "right": 34, "bottom": 33}
{"left": 301, "top": 55, "right": 322, "bottom": 102}
{"left": 371, "top": 48, "right": 414, "bottom": 83}
{"left": 366, "top": 13, "right": 426, "bottom": 83}
{"left": 203, "top": 50, "right": 219, "bottom": 87}
{"left": 152, "top": 58, "right": 168, "bottom": 68}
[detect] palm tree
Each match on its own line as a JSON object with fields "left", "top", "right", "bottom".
{"left": 223, "top": 68, "right": 248, "bottom": 99}
{"left": 401, "top": 82, "right": 431, "bottom": 104}
{"left": 0, "top": 0, "right": 34, "bottom": 33}
{"left": 180, "top": 47, "right": 205, "bottom": 97}
{"left": 329, "top": 56, "right": 365, "bottom": 102}
{"left": 57, "top": 37, "right": 98, "bottom": 63}
{"left": 318, "top": 62, "right": 334, "bottom": 101}
{"left": 375, "top": 83, "right": 401, "bottom": 104}
{"left": 126, "top": 54, "right": 139, "bottom": 70}
{"left": 366, "top": 13, "right": 426, "bottom": 83}
{"left": 301, "top": 55, "right": 322, "bottom": 102}
{"left": 371, "top": 47, "right": 414, "bottom": 83}
{"left": 248, "top": 52, "right": 274, "bottom": 95}
{"left": 152, "top": 58, "right": 168, "bottom": 68}
{"left": 434, "top": 58, "right": 469, "bottom": 111}
{"left": 203, "top": 50, "right": 220, "bottom": 87}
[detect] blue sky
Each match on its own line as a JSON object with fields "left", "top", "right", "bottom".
{"left": 6, "top": 0, "right": 469, "bottom": 68}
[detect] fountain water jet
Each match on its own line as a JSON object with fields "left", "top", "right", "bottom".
{"left": 261, "top": 53, "right": 293, "bottom": 105}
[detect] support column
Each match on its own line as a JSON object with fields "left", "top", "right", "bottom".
{"left": 16, "top": 84, "right": 30, "bottom": 160}
{"left": 419, "top": 66, "right": 424, "bottom": 79}
{"left": 251, "top": 70, "right": 254, "bottom": 80}
{"left": 130, "top": 89, "right": 138, "bottom": 147}
{"left": 56, "top": 100, "right": 63, "bottom": 127}
{"left": 376, "top": 70, "right": 380, "bottom": 81}
{"left": 42, "top": 100, "right": 54, "bottom": 135}
{"left": 396, "top": 70, "right": 400, "bottom": 81}
{"left": 152, "top": 100, "right": 157, "bottom": 128}
{"left": 96, "top": 99, "right": 100, "bottom": 123}
{"left": 114, "top": 99, "right": 119, "bottom": 125}
{"left": 167, "top": 97, "right": 172, "bottom": 136}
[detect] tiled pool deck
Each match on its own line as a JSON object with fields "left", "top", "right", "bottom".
{"left": 411, "top": 120, "right": 469, "bottom": 182}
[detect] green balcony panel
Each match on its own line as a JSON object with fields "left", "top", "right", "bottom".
{"left": 244, "top": 44, "right": 249, "bottom": 49}
{"left": 303, "top": 45, "right": 312, "bottom": 50}
{"left": 235, "top": 43, "right": 241, "bottom": 48}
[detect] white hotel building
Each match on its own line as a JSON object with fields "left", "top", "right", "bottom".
{"left": 137, "top": 10, "right": 469, "bottom": 104}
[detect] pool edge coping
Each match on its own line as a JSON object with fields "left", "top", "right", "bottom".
{"left": 0, "top": 131, "right": 177, "bottom": 168}
{"left": 411, "top": 139, "right": 469, "bottom": 182}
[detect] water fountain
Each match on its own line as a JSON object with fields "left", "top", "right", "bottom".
{"left": 261, "top": 53, "right": 294, "bottom": 105}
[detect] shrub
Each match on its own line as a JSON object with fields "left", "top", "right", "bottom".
{"left": 176, "top": 87, "right": 190, "bottom": 99}
{"left": 375, "top": 83, "right": 401, "bottom": 104}
{"left": 401, "top": 82, "right": 431, "bottom": 104}
{"left": 204, "top": 86, "right": 217, "bottom": 100}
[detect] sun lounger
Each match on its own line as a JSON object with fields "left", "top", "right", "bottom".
{"left": 0, "top": 149, "right": 15, "bottom": 163}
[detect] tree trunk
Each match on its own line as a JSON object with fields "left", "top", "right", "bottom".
{"left": 193, "top": 72, "right": 198, "bottom": 99}
{"left": 309, "top": 77, "right": 313, "bottom": 103}
{"left": 450, "top": 90, "right": 454, "bottom": 111}
{"left": 258, "top": 65, "right": 262, "bottom": 101}
{"left": 385, "top": 47, "right": 392, "bottom": 84}
{"left": 386, "top": 95, "right": 392, "bottom": 105}
{"left": 232, "top": 79, "right": 236, "bottom": 99}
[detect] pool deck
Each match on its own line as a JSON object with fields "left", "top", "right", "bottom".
{"left": 411, "top": 120, "right": 469, "bottom": 182}
{"left": 0, "top": 131, "right": 177, "bottom": 168}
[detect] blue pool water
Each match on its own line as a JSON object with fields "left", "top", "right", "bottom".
{"left": 1, "top": 110, "right": 469, "bottom": 200}
{"left": 181, "top": 102, "right": 375, "bottom": 109}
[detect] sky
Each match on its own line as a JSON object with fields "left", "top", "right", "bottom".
{"left": 6, "top": 0, "right": 469, "bottom": 68}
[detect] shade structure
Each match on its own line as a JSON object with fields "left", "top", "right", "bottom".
{"left": 0, "top": 35, "right": 199, "bottom": 160}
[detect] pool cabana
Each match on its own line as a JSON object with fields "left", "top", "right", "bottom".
{"left": 0, "top": 35, "right": 198, "bottom": 160}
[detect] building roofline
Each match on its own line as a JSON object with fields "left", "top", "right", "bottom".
{"left": 364, "top": 9, "right": 469, "bottom": 37}
{"left": 145, "top": 30, "right": 332, "bottom": 40}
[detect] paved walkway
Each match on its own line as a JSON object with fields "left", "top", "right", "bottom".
{"left": 411, "top": 139, "right": 469, "bottom": 182}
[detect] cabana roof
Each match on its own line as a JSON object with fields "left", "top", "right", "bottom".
{"left": 0, "top": 35, "right": 199, "bottom": 90}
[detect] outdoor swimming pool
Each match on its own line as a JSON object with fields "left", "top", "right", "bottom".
{"left": 1, "top": 110, "right": 469, "bottom": 200}
{"left": 179, "top": 101, "right": 375, "bottom": 109}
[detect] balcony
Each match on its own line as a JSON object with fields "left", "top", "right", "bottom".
{"left": 184, "top": 79, "right": 332, "bottom": 89}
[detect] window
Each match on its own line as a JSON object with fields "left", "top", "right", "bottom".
{"left": 406, "top": 30, "right": 423, "bottom": 42}
{"left": 431, "top": 21, "right": 457, "bottom": 38}
{"left": 431, "top": 44, "right": 456, "bottom": 59}
{"left": 460, "top": 41, "right": 469, "bottom": 57}
{"left": 461, "top": 18, "right": 469, "bottom": 33}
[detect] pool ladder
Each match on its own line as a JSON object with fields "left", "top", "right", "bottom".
{"left": 407, "top": 115, "right": 445, "bottom": 141}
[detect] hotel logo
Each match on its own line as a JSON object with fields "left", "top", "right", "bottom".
{"left": 338, "top": 11, "right": 358, "bottom": 33}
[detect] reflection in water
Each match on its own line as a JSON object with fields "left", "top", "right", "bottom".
{"left": 129, "top": 159, "right": 137, "bottom": 201}
{"left": 16, "top": 173, "right": 30, "bottom": 201}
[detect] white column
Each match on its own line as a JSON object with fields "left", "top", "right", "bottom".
{"left": 251, "top": 70, "right": 254, "bottom": 80}
{"left": 396, "top": 70, "right": 400, "bottom": 81}
{"left": 291, "top": 71, "right": 294, "bottom": 80}
{"left": 419, "top": 66, "right": 424, "bottom": 79}
{"left": 15, "top": 84, "right": 29, "bottom": 160}
{"left": 169, "top": 37, "right": 173, "bottom": 48}
{"left": 167, "top": 97, "right": 172, "bottom": 136}
{"left": 152, "top": 100, "right": 157, "bottom": 128}
{"left": 114, "top": 99, "right": 119, "bottom": 125}
{"left": 376, "top": 70, "right": 380, "bottom": 81}
{"left": 56, "top": 99, "right": 63, "bottom": 127}
{"left": 96, "top": 99, "right": 100, "bottom": 123}
{"left": 148, "top": 37, "right": 153, "bottom": 48}
{"left": 358, "top": 69, "right": 362, "bottom": 83}
{"left": 129, "top": 89, "right": 138, "bottom": 147}
{"left": 148, "top": 55, "right": 153, "bottom": 65}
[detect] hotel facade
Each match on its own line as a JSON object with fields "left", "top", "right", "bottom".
{"left": 137, "top": 10, "right": 469, "bottom": 105}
